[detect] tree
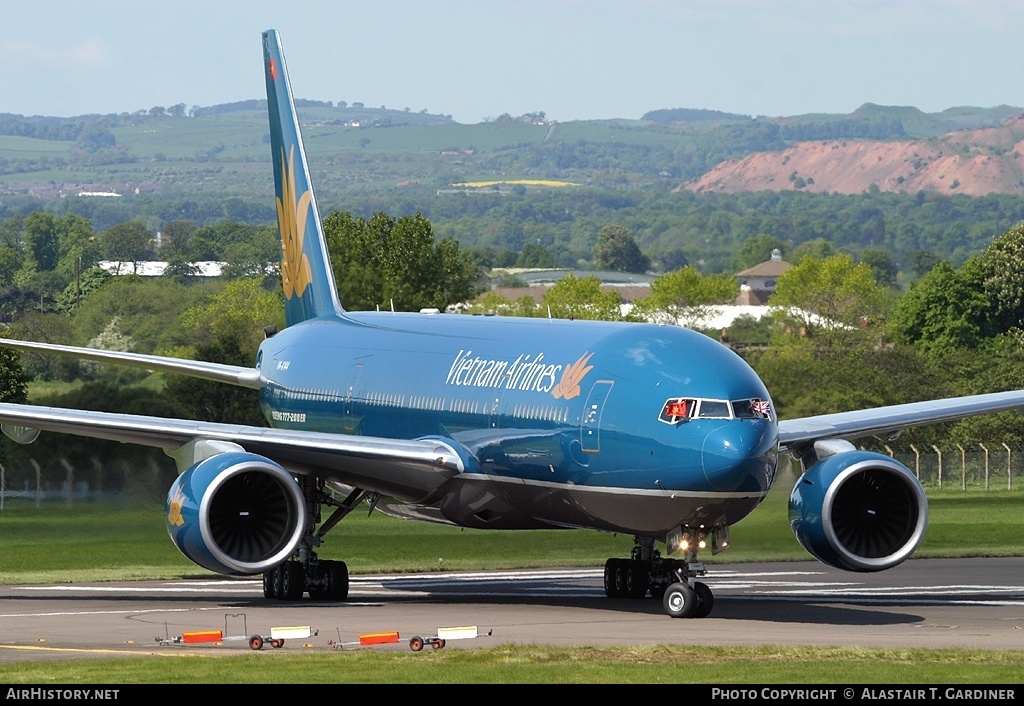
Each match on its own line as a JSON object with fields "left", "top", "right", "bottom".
{"left": 323, "top": 210, "right": 479, "bottom": 311}
{"left": 790, "top": 238, "right": 838, "bottom": 262}
{"left": 57, "top": 213, "right": 100, "bottom": 277}
{"left": 516, "top": 243, "right": 556, "bottom": 268}
{"left": 165, "top": 278, "right": 283, "bottom": 426}
{"left": 733, "top": 235, "right": 786, "bottom": 271}
{"left": 966, "top": 223, "right": 1024, "bottom": 337}
{"left": 541, "top": 274, "right": 623, "bottom": 321}
{"left": 769, "top": 254, "right": 891, "bottom": 352}
{"left": 631, "top": 266, "right": 738, "bottom": 328}
{"left": 56, "top": 267, "right": 112, "bottom": 315}
{"left": 859, "top": 248, "right": 898, "bottom": 289}
{"left": 23, "top": 212, "right": 61, "bottom": 272}
{"left": 592, "top": 224, "right": 650, "bottom": 273}
{"left": 74, "top": 123, "right": 116, "bottom": 152}
{"left": 903, "top": 250, "right": 941, "bottom": 280}
{"left": 71, "top": 276, "right": 202, "bottom": 354}
{"left": 99, "top": 221, "right": 153, "bottom": 274}
{"left": 0, "top": 345, "right": 28, "bottom": 404}
{"left": 179, "top": 278, "right": 283, "bottom": 353}
{"left": 886, "top": 261, "right": 989, "bottom": 356}
{"left": 158, "top": 220, "right": 198, "bottom": 261}
{"left": 463, "top": 291, "right": 540, "bottom": 317}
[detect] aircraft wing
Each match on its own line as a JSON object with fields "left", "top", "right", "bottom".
{"left": 0, "top": 403, "right": 463, "bottom": 503}
{"left": 777, "top": 389, "right": 1024, "bottom": 452}
{"left": 0, "top": 339, "right": 260, "bottom": 389}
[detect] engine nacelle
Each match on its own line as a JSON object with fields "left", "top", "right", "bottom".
{"left": 165, "top": 452, "right": 306, "bottom": 576}
{"left": 789, "top": 450, "right": 928, "bottom": 572}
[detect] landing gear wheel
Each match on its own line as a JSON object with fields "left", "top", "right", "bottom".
{"left": 409, "top": 636, "right": 425, "bottom": 652}
{"left": 309, "top": 560, "right": 349, "bottom": 601}
{"left": 663, "top": 582, "right": 698, "bottom": 618}
{"left": 271, "top": 639, "right": 284, "bottom": 649}
{"left": 263, "top": 565, "right": 281, "bottom": 599}
{"left": 281, "top": 561, "right": 304, "bottom": 601}
{"left": 603, "top": 558, "right": 619, "bottom": 598}
{"left": 613, "top": 560, "right": 627, "bottom": 596}
{"left": 625, "top": 560, "right": 649, "bottom": 598}
{"left": 249, "top": 635, "right": 265, "bottom": 650}
{"left": 431, "top": 638, "right": 445, "bottom": 650}
{"left": 605, "top": 558, "right": 629, "bottom": 598}
{"left": 693, "top": 581, "right": 714, "bottom": 618}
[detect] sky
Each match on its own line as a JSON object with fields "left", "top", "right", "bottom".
{"left": 4, "top": 0, "right": 1024, "bottom": 124}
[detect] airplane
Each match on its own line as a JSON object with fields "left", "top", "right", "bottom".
{"left": 2, "top": 28, "right": 1024, "bottom": 619}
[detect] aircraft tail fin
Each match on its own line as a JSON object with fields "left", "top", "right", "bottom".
{"left": 263, "top": 29, "right": 345, "bottom": 325}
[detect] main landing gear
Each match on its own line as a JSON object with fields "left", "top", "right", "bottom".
{"left": 263, "top": 557, "right": 349, "bottom": 601}
{"left": 262, "top": 480, "right": 368, "bottom": 602}
{"left": 603, "top": 536, "right": 715, "bottom": 618}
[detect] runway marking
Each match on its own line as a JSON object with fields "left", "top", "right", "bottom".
{"left": 0, "top": 607, "right": 226, "bottom": 619}
{"left": 0, "top": 644, "right": 177, "bottom": 657}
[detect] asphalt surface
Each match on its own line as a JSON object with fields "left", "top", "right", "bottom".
{"left": 0, "top": 557, "right": 1022, "bottom": 663}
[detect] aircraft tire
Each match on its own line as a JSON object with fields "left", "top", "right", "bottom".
{"left": 281, "top": 561, "right": 304, "bottom": 601}
{"left": 603, "top": 559, "right": 620, "bottom": 598}
{"left": 613, "top": 560, "right": 628, "bottom": 596}
{"left": 662, "top": 582, "right": 698, "bottom": 618}
{"left": 327, "top": 560, "right": 349, "bottom": 600}
{"left": 693, "top": 581, "right": 714, "bottom": 618}
{"left": 625, "top": 560, "right": 649, "bottom": 598}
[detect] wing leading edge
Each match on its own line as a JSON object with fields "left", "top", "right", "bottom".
{"left": 0, "top": 402, "right": 464, "bottom": 503}
{"left": 778, "top": 388, "right": 1024, "bottom": 452}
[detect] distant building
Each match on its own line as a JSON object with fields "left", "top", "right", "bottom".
{"left": 734, "top": 249, "right": 793, "bottom": 305}
{"left": 98, "top": 261, "right": 225, "bottom": 277}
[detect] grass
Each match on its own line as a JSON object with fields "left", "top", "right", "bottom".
{"left": 3, "top": 646, "right": 1023, "bottom": 684}
{"left": 1, "top": 483, "right": 1022, "bottom": 683}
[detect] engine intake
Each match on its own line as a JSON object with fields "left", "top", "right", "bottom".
{"left": 789, "top": 450, "right": 928, "bottom": 572}
{"left": 165, "top": 452, "right": 306, "bottom": 575}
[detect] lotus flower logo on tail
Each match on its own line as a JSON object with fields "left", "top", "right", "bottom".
{"left": 277, "top": 145, "right": 313, "bottom": 299}
{"left": 553, "top": 352, "right": 594, "bottom": 400}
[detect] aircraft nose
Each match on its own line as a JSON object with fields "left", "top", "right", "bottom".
{"left": 701, "top": 424, "right": 775, "bottom": 492}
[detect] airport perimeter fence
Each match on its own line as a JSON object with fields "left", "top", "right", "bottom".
{"left": 0, "top": 454, "right": 177, "bottom": 510}
{"left": 0, "top": 442, "right": 1021, "bottom": 510}
{"left": 868, "top": 442, "right": 1021, "bottom": 491}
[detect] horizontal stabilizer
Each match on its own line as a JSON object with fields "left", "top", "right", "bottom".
{"left": 0, "top": 338, "right": 260, "bottom": 389}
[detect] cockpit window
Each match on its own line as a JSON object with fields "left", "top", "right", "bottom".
{"left": 696, "top": 399, "right": 731, "bottom": 418}
{"left": 660, "top": 396, "right": 773, "bottom": 425}
{"left": 732, "top": 398, "right": 772, "bottom": 420}
{"left": 659, "top": 398, "right": 694, "bottom": 424}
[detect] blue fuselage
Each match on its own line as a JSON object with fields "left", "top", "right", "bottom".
{"left": 257, "top": 311, "right": 779, "bottom": 538}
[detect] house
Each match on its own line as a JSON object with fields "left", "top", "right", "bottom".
{"left": 734, "top": 249, "right": 793, "bottom": 305}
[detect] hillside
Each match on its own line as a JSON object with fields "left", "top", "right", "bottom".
{"left": 680, "top": 114, "right": 1024, "bottom": 197}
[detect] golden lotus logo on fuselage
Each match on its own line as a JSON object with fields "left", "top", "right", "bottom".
{"left": 167, "top": 485, "right": 185, "bottom": 527}
{"left": 445, "top": 350, "right": 593, "bottom": 399}
{"left": 552, "top": 352, "right": 593, "bottom": 400}
{"left": 276, "top": 145, "right": 312, "bottom": 300}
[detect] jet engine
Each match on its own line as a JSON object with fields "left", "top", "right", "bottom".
{"left": 165, "top": 452, "right": 306, "bottom": 576}
{"left": 788, "top": 450, "right": 927, "bottom": 572}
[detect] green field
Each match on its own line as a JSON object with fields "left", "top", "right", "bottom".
{"left": 0, "top": 479, "right": 1022, "bottom": 683}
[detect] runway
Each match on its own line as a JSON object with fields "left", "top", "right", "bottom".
{"left": 0, "top": 557, "right": 1022, "bottom": 663}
